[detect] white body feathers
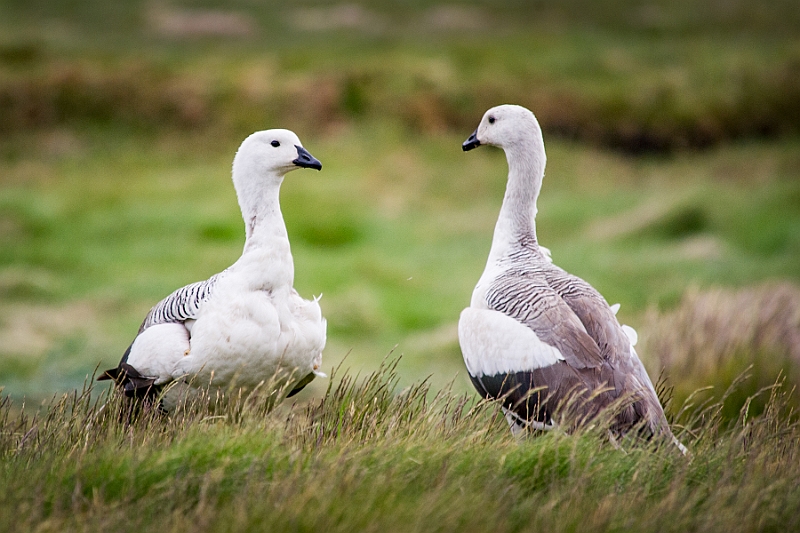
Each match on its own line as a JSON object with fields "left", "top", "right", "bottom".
{"left": 109, "top": 129, "right": 326, "bottom": 406}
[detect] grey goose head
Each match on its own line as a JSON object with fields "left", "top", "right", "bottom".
{"left": 462, "top": 104, "right": 544, "bottom": 152}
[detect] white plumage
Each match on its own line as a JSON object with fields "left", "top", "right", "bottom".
{"left": 459, "top": 308, "right": 565, "bottom": 378}
{"left": 100, "top": 129, "right": 327, "bottom": 409}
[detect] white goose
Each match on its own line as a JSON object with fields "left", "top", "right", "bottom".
{"left": 99, "top": 129, "right": 327, "bottom": 409}
{"left": 459, "top": 105, "right": 684, "bottom": 451}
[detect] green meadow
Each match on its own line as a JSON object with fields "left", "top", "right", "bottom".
{"left": 1, "top": 1, "right": 800, "bottom": 530}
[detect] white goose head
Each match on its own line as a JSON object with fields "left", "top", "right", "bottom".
{"left": 233, "top": 129, "right": 322, "bottom": 182}
{"left": 231, "top": 129, "right": 322, "bottom": 238}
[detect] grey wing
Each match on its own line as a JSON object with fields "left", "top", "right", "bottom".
{"left": 543, "top": 266, "right": 630, "bottom": 364}
{"left": 486, "top": 271, "right": 605, "bottom": 370}
{"left": 482, "top": 267, "right": 672, "bottom": 436}
{"left": 544, "top": 267, "right": 671, "bottom": 433}
{"left": 473, "top": 272, "right": 611, "bottom": 425}
{"left": 138, "top": 271, "right": 224, "bottom": 333}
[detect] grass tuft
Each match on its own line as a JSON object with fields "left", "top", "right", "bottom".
{"left": 644, "top": 282, "right": 800, "bottom": 421}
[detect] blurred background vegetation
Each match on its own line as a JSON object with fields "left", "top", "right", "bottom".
{"left": 1, "top": 0, "right": 799, "bottom": 420}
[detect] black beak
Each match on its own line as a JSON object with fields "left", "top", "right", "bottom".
{"left": 462, "top": 130, "right": 481, "bottom": 151}
{"left": 293, "top": 145, "right": 322, "bottom": 170}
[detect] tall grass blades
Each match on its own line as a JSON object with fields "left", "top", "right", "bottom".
{"left": 1, "top": 357, "right": 799, "bottom": 532}
{"left": 644, "top": 282, "right": 800, "bottom": 422}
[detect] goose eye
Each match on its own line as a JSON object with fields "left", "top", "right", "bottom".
{"left": 270, "top": 140, "right": 280, "bottom": 147}
{"left": 488, "top": 116, "right": 496, "bottom": 124}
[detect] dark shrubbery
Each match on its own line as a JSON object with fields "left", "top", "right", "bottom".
{"left": 2, "top": 56, "right": 799, "bottom": 154}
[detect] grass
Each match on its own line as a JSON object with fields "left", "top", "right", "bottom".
{"left": 1, "top": 359, "right": 799, "bottom": 532}
{"left": 643, "top": 283, "right": 800, "bottom": 420}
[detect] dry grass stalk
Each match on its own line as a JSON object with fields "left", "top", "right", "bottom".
{"left": 642, "top": 282, "right": 800, "bottom": 411}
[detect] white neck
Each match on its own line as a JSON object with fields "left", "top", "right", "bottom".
{"left": 242, "top": 182, "right": 289, "bottom": 251}
{"left": 231, "top": 157, "right": 294, "bottom": 286}
{"left": 486, "top": 134, "right": 546, "bottom": 263}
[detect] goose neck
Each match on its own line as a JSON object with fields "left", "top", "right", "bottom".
{"left": 235, "top": 180, "right": 295, "bottom": 287}
{"left": 232, "top": 163, "right": 289, "bottom": 246}
{"left": 244, "top": 196, "right": 288, "bottom": 244}
{"left": 488, "top": 142, "right": 545, "bottom": 260}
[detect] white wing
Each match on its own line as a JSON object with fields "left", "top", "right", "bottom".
{"left": 458, "top": 307, "right": 565, "bottom": 378}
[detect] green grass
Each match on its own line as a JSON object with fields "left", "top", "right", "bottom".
{"left": 1, "top": 360, "right": 799, "bottom": 532}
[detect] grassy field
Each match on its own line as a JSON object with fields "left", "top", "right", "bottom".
{"left": 1, "top": 0, "right": 800, "bottom": 530}
{"left": 2, "top": 360, "right": 799, "bottom": 532}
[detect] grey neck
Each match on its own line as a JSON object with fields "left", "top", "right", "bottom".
{"left": 487, "top": 136, "right": 546, "bottom": 263}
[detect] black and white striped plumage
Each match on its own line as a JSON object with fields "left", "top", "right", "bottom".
{"left": 459, "top": 105, "right": 684, "bottom": 451}
{"left": 140, "top": 273, "right": 223, "bottom": 331}
{"left": 99, "top": 129, "right": 327, "bottom": 409}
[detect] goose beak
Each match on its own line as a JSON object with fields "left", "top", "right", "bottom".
{"left": 462, "top": 130, "right": 481, "bottom": 151}
{"left": 293, "top": 145, "right": 322, "bottom": 170}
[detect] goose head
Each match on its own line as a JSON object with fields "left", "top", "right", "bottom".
{"left": 233, "top": 129, "right": 322, "bottom": 183}
{"left": 462, "top": 104, "right": 543, "bottom": 153}
{"left": 231, "top": 129, "right": 322, "bottom": 231}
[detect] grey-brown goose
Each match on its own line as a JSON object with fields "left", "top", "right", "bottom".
{"left": 459, "top": 104, "right": 685, "bottom": 452}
